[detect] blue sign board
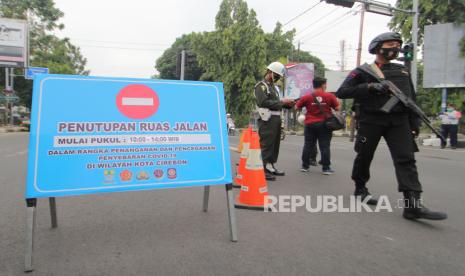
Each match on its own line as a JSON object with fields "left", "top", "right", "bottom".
{"left": 26, "top": 74, "right": 231, "bottom": 198}
{"left": 25, "top": 67, "right": 49, "bottom": 80}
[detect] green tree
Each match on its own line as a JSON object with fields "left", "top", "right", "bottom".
{"left": 264, "top": 22, "right": 295, "bottom": 65}
{"left": 0, "top": 0, "right": 89, "bottom": 108}
{"left": 193, "top": 0, "right": 267, "bottom": 118}
{"left": 389, "top": 0, "right": 465, "bottom": 55}
{"left": 154, "top": 0, "right": 328, "bottom": 127}
{"left": 154, "top": 33, "right": 203, "bottom": 81}
{"left": 415, "top": 64, "right": 441, "bottom": 115}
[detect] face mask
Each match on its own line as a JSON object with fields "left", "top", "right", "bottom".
{"left": 272, "top": 73, "right": 281, "bottom": 82}
{"left": 379, "top": 47, "right": 400, "bottom": 60}
{"left": 447, "top": 108, "right": 453, "bottom": 112}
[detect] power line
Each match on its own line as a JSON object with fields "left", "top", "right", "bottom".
{"left": 283, "top": 0, "right": 322, "bottom": 27}
{"left": 295, "top": 9, "right": 352, "bottom": 41}
{"left": 297, "top": 9, "right": 353, "bottom": 41}
{"left": 308, "top": 12, "right": 355, "bottom": 41}
{"left": 302, "top": 42, "right": 341, "bottom": 49}
{"left": 78, "top": 44, "right": 166, "bottom": 52}
{"left": 299, "top": 10, "right": 355, "bottom": 42}
{"left": 295, "top": 7, "right": 340, "bottom": 36}
{"left": 70, "top": 38, "right": 170, "bottom": 47}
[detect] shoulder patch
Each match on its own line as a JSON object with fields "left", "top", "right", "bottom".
{"left": 345, "top": 70, "right": 358, "bottom": 80}
{"left": 255, "top": 82, "right": 269, "bottom": 93}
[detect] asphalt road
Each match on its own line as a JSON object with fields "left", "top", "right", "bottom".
{"left": 1, "top": 132, "right": 464, "bottom": 276}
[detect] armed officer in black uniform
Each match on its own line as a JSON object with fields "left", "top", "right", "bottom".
{"left": 254, "top": 62, "right": 295, "bottom": 181}
{"left": 336, "top": 32, "right": 447, "bottom": 220}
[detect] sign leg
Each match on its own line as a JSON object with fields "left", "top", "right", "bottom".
{"left": 225, "top": 184, "right": 238, "bottom": 242}
{"left": 203, "top": 186, "right": 210, "bottom": 212}
{"left": 49, "top": 197, "right": 58, "bottom": 228}
{"left": 25, "top": 198, "right": 37, "bottom": 272}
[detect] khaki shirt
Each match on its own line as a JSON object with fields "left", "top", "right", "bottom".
{"left": 254, "top": 80, "right": 283, "bottom": 111}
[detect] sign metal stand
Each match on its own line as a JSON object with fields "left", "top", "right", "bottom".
{"left": 25, "top": 187, "right": 237, "bottom": 272}
{"left": 203, "top": 184, "right": 238, "bottom": 242}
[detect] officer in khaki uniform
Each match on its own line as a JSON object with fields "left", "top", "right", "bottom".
{"left": 254, "top": 62, "right": 295, "bottom": 181}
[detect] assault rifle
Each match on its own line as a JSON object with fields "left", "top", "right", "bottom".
{"left": 358, "top": 63, "right": 445, "bottom": 143}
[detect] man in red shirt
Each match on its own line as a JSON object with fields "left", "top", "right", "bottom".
{"left": 296, "top": 77, "right": 340, "bottom": 174}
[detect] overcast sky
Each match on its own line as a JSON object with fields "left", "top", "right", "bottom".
{"left": 53, "top": 0, "right": 398, "bottom": 79}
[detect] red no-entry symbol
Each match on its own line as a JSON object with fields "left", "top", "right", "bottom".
{"left": 116, "top": 84, "right": 159, "bottom": 119}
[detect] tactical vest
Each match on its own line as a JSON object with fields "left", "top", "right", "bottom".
{"left": 359, "top": 63, "right": 413, "bottom": 114}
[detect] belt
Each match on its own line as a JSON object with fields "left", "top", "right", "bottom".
{"left": 270, "top": 111, "right": 281, "bottom": 115}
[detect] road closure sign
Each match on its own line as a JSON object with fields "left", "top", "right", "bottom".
{"left": 26, "top": 74, "right": 232, "bottom": 198}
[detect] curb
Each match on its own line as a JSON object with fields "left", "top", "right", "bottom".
{"left": 0, "top": 126, "right": 28, "bottom": 133}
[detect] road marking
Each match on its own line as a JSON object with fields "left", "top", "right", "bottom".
{"left": 5, "top": 149, "right": 28, "bottom": 157}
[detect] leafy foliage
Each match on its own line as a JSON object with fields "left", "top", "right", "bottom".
{"left": 0, "top": 0, "right": 88, "bottom": 107}
{"left": 155, "top": 0, "right": 327, "bottom": 122}
{"left": 389, "top": 0, "right": 465, "bottom": 54}
{"left": 154, "top": 33, "right": 203, "bottom": 81}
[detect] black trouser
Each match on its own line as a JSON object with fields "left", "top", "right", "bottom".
{"left": 352, "top": 119, "right": 422, "bottom": 192}
{"left": 258, "top": 115, "right": 281, "bottom": 164}
{"left": 309, "top": 143, "right": 318, "bottom": 161}
{"left": 441, "top": 124, "right": 458, "bottom": 147}
{"left": 302, "top": 122, "right": 332, "bottom": 170}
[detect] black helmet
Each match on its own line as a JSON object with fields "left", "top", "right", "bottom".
{"left": 368, "top": 32, "right": 403, "bottom": 54}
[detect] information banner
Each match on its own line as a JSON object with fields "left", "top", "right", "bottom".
{"left": 0, "top": 17, "right": 28, "bottom": 68}
{"left": 284, "top": 63, "right": 314, "bottom": 99}
{"left": 26, "top": 74, "right": 232, "bottom": 198}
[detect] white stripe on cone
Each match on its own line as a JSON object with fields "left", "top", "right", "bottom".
{"left": 122, "top": 97, "right": 154, "bottom": 106}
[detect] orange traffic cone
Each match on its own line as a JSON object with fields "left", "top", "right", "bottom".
{"left": 234, "top": 126, "right": 252, "bottom": 188}
{"left": 237, "top": 130, "right": 244, "bottom": 153}
{"left": 235, "top": 131, "right": 270, "bottom": 210}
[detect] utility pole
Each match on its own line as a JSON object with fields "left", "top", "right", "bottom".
{"left": 4, "top": 68, "right": 15, "bottom": 125}
{"left": 356, "top": 4, "right": 365, "bottom": 67}
{"left": 180, "top": 50, "right": 186, "bottom": 81}
{"left": 411, "top": 0, "right": 419, "bottom": 92}
{"left": 351, "top": 5, "right": 365, "bottom": 141}
{"left": 340, "top": 39, "right": 347, "bottom": 111}
{"left": 340, "top": 39, "right": 346, "bottom": 71}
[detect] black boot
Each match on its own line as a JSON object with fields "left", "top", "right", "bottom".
{"left": 354, "top": 187, "right": 378, "bottom": 206}
{"left": 264, "top": 163, "right": 285, "bottom": 176}
{"left": 265, "top": 171, "right": 276, "bottom": 181}
{"left": 402, "top": 191, "right": 447, "bottom": 220}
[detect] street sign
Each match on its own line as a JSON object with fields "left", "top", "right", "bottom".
{"left": 0, "top": 17, "right": 28, "bottom": 68}
{"left": 26, "top": 74, "right": 232, "bottom": 198}
{"left": 25, "top": 67, "right": 49, "bottom": 80}
{"left": 0, "top": 94, "right": 19, "bottom": 102}
{"left": 423, "top": 23, "right": 465, "bottom": 88}
{"left": 116, "top": 84, "right": 159, "bottom": 119}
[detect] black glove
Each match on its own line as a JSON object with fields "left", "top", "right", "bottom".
{"left": 369, "top": 82, "right": 390, "bottom": 95}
